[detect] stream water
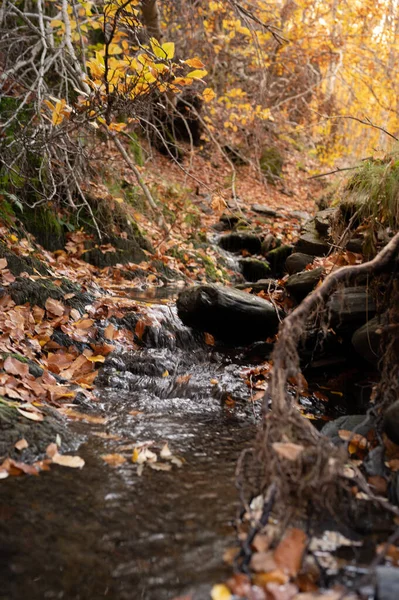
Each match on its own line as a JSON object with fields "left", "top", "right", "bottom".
{"left": 0, "top": 294, "right": 262, "bottom": 600}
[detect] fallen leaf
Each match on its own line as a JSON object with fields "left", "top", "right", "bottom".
{"left": 4, "top": 356, "right": 29, "bottom": 377}
{"left": 149, "top": 462, "right": 172, "bottom": 471}
{"left": 15, "top": 438, "right": 29, "bottom": 451}
{"left": 160, "top": 442, "right": 172, "bottom": 459}
{"left": 17, "top": 407, "right": 44, "bottom": 421}
{"left": 101, "top": 454, "right": 126, "bottom": 466}
{"left": 274, "top": 528, "right": 307, "bottom": 577}
{"left": 204, "top": 332, "right": 215, "bottom": 345}
{"left": 45, "top": 297, "right": 65, "bottom": 316}
{"left": 46, "top": 443, "right": 58, "bottom": 458}
{"left": 52, "top": 452, "right": 85, "bottom": 468}
{"left": 253, "top": 571, "right": 288, "bottom": 587}
{"left": 60, "top": 408, "right": 107, "bottom": 424}
{"left": 210, "top": 584, "right": 232, "bottom": 600}
{"left": 0, "top": 258, "right": 8, "bottom": 269}
{"left": 272, "top": 442, "right": 304, "bottom": 461}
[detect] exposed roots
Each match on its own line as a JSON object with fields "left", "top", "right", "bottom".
{"left": 239, "top": 232, "right": 399, "bottom": 545}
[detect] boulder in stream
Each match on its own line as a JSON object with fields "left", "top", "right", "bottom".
{"left": 285, "top": 267, "right": 324, "bottom": 301}
{"left": 327, "top": 286, "right": 376, "bottom": 329}
{"left": 176, "top": 284, "right": 280, "bottom": 343}
{"left": 239, "top": 257, "right": 271, "bottom": 282}
{"left": 285, "top": 252, "right": 314, "bottom": 274}
{"left": 218, "top": 232, "right": 262, "bottom": 254}
{"left": 295, "top": 222, "right": 331, "bottom": 256}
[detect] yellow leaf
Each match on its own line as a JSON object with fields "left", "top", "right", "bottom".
{"left": 186, "top": 69, "right": 208, "bottom": 79}
{"left": 162, "top": 370, "right": 169, "bottom": 377}
{"left": 161, "top": 41, "right": 175, "bottom": 59}
{"left": 211, "top": 584, "right": 232, "bottom": 600}
{"left": 202, "top": 87, "right": 216, "bottom": 102}
{"left": 185, "top": 57, "right": 205, "bottom": 69}
{"left": 108, "top": 122, "right": 127, "bottom": 132}
{"left": 108, "top": 43, "right": 123, "bottom": 55}
{"left": 114, "top": 197, "right": 124, "bottom": 204}
{"left": 101, "top": 454, "right": 126, "bottom": 466}
{"left": 50, "top": 19, "right": 65, "bottom": 29}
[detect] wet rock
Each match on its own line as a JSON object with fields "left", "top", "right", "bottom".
{"left": 266, "top": 244, "right": 293, "bottom": 276}
{"left": 235, "top": 279, "right": 282, "bottom": 293}
{"left": 290, "top": 210, "right": 311, "bottom": 221}
{"left": 352, "top": 316, "right": 383, "bottom": 365}
{"left": 295, "top": 222, "right": 331, "bottom": 256}
{"left": 285, "top": 252, "right": 314, "bottom": 275}
{"left": 8, "top": 277, "right": 94, "bottom": 312}
{"left": 0, "top": 402, "right": 81, "bottom": 462}
{"left": 261, "top": 233, "right": 277, "bottom": 255}
{"left": 376, "top": 566, "right": 399, "bottom": 600}
{"left": 345, "top": 237, "right": 364, "bottom": 253}
{"left": 314, "top": 208, "right": 336, "bottom": 235}
{"left": 321, "top": 414, "right": 375, "bottom": 446}
{"left": 383, "top": 401, "right": 399, "bottom": 446}
{"left": 327, "top": 286, "right": 376, "bottom": 328}
{"left": 176, "top": 284, "right": 280, "bottom": 343}
{"left": 82, "top": 237, "right": 147, "bottom": 267}
{"left": 285, "top": 267, "right": 324, "bottom": 301}
{"left": 218, "top": 232, "right": 262, "bottom": 254}
{"left": 251, "top": 204, "right": 278, "bottom": 217}
{"left": 239, "top": 258, "right": 271, "bottom": 282}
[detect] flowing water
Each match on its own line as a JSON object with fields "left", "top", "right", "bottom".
{"left": 0, "top": 295, "right": 262, "bottom": 600}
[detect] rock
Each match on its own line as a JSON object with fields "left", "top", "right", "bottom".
{"left": 251, "top": 204, "right": 278, "bottom": 217}
{"left": 352, "top": 316, "right": 383, "bottom": 365}
{"left": 290, "top": 210, "right": 311, "bottom": 221}
{"left": 176, "top": 284, "right": 280, "bottom": 343}
{"left": 235, "top": 279, "right": 283, "bottom": 293}
{"left": 266, "top": 244, "right": 293, "bottom": 276}
{"left": 8, "top": 277, "right": 94, "bottom": 312}
{"left": 239, "top": 258, "right": 271, "bottom": 282}
{"left": 261, "top": 233, "right": 277, "bottom": 255}
{"left": 285, "top": 252, "right": 315, "bottom": 275}
{"left": 321, "top": 414, "right": 375, "bottom": 446}
{"left": 218, "top": 232, "right": 262, "bottom": 255}
{"left": 327, "top": 286, "right": 376, "bottom": 328}
{"left": 376, "top": 566, "right": 399, "bottom": 600}
{"left": 295, "top": 222, "right": 331, "bottom": 256}
{"left": 345, "top": 237, "right": 364, "bottom": 253}
{"left": 285, "top": 267, "right": 324, "bottom": 301}
{"left": 314, "top": 208, "right": 336, "bottom": 235}
{"left": 212, "top": 214, "right": 240, "bottom": 231}
{"left": 383, "top": 401, "right": 399, "bottom": 446}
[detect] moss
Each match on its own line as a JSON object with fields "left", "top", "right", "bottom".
{"left": 0, "top": 198, "right": 16, "bottom": 227}
{"left": 15, "top": 204, "right": 65, "bottom": 251}
{"left": 259, "top": 146, "right": 284, "bottom": 184}
{"left": 0, "top": 240, "right": 49, "bottom": 276}
{"left": 128, "top": 133, "right": 144, "bottom": 167}
{"left": 8, "top": 277, "right": 94, "bottom": 312}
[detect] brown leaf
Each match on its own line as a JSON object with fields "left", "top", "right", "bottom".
{"left": 46, "top": 443, "right": 58, "bottom": 458}
{"left": 272, "top": 442, "right": 304, "bottom": 461}
{"left": 52, "top": 452, "right": 85, "bottom": 468}
{"left": 59, "top": 408, "right": 107, "bottom": 424}
{"left": 253, "top": 570, "right": 289, "bottom": 587}
{"left": 250, "top": 551, "right": 277, "bottom": 573}
{"left": 274, "top": 528, "right": 307, "bottom": 577}
{"left": 45, "top": 297, "right": 65, "bottom": 316}
{"left": 104, "top": 323, "right": 117, "bottom": 340}
{"left": 4, "top": 356, "right": 29, "bottom": 378}
{"left": 0, "top": 258, "right": 8, "bottom": 270}
{"left": 135, "top": 320, "right": 146, "bottom": 340}
{"left": 17, "top": 406, "right": 44, "bottom": 421}
{"left": 226, "top": 573, "right": 252, "bottom": 597}
{"left": 15, "top": 438, "right": 29, "bottom": 451}
{"left": 204, "top": 332, "right": 215, "bottom": 345}
{"left": 101, "top": 454, "right": 126, "bottom": 467}
{"left": 265, "top": 582, "right": 298, "bottom": 600}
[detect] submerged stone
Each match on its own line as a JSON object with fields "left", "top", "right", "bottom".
{"left": 176, "top": 284, "right": 280, "bottom": 343}
{"left": 218, "top": 232, "right": 262, "bottom": 255}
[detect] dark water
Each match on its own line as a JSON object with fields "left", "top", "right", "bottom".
{"left": 0, "top": 298, "right": 259, "bottom": 600}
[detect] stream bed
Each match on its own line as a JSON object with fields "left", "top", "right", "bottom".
{"left": 0, "top": 293, "right": 262, "bottom": 600}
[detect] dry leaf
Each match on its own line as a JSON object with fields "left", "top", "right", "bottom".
{"left": 160, "top": 442, "right": 172, "bottom": 459}
{"left": 251, "top": 551, "right": 277, "bottom": 573}
{"left": 60, "top": 408, "right": 107, "bottom": 424}
{"left": 0, "top": 258, "right": 8, "bottom": 269}
{"left": 17, "top": 407, "right": 44, "bottom": 421}
{"left": 272, "top": 442, "right": 304, "bottom": 461}
{"left": 15, "top": 438, "right": 29, "bottom": 451}
{"left": 52, "top": 452, "right": 85, "bottom": 468}
{"left": 101, "top": 454, "right": 126, "bottom": 466}
{"left": 4, "top": 356, "right": 29, "bottom": 377}
{"left": 149, "top": 462, "right": 172, "bottom": 471}
{"left": 274, "top": 528, "right": 307, "bottom": 577}
{"left": 210, "top": 584, "right": 232, "bottom": 600}
{"left": 45, "top": 297, "right": 65, "bottom": 316}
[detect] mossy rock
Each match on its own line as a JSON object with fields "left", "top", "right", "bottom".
{"left": 15, "top": 204, "right": 65, "bottom": 251}
{"left": 266, "top": 244, "right": 293, "bottom": 276}
{"left": 7, "top": 277, "right": 94, "bottom": 312}
{"left": 239, "top": 258, "right": 271, "bottom": 282}
{"left": 259, "top": 147, "right": 284, "bottom": 184}
{"left": 82, "top": 237, "right": 147, "bottom": 267}
{"left": 0, "top": 401, "right": 81, "bottom": 462}
{"left": 0, "top": 241, "right": 49, "bottom": 276}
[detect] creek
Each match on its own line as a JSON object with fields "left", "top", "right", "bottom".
{"left": 0, "top": 291, "right": 263, "bottom": 600}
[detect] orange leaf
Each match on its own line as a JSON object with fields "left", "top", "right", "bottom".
{"left": 45, "top": 297, "right": 65, "bottom": 316}
{"left": 4, "top": 356, "right": 29, "bottom": 378}
{"left": 274, "top": 528, "right": 307, "bottom": 577}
